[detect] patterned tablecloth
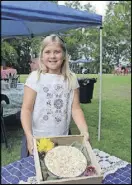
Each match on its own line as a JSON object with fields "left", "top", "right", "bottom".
{"left": 1, "top": 149, "right": 131, "bottom": 184}
{"left": 1, "top": 83, "right": 24, "bottom": 117}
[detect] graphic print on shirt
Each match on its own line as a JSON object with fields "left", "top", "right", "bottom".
{"left": 38, "top": 83, "right": 70, "bottom": 126}
{"left": 54, "top": 99, "right": 63, "bottom": 109}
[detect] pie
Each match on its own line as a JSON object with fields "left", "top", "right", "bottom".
{"left": 44, "top": 145, "right": 87, "bottom": 178}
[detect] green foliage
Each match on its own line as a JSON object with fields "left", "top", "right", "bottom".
{"left": 5, "top": 37, "right": 32, "bottom": 73}
{"left": 61, "top": 1, "right": 83, "bottom": 60}
{"left": 62, "top": 29, "right": 82, "bottom": 60}
{"left": 30, "top": 36, "right": 43, "bottom": 57}
{"left": 62, "top": 1, "right": 98, "bottom": 62}
{"left": 103, "top": 1, "right": 131, "bottom": 65}
{"left": 64, "top": 1, "right": 131, "bottom": 71}
{"left": 65, "top": 1, "right": 83, "bottom": 10}
{"left": 1, "top": 41, "right": 18, "bottom": 67}
{"left": 50, "top": 1, "right": 58, "bottom": 4}
{"left": 83, "top": 2, "right": 96, "bottom": 13}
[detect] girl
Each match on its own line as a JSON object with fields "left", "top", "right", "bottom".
{"left": 21, "top": 34, "right": 89, "bottom": 156}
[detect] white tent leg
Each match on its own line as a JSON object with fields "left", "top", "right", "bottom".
{"left": 98, "top": 27, "right": 103, "bottom": 141}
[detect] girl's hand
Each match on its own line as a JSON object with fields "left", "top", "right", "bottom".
{"left": 81, "top": 131, "right": 90, "bottom": 143}
{"left": 26, "top": 135, "right": 34, "bottom": 155}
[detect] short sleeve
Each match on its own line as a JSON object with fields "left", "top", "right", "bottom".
{"left": 25, "top": 71, "right": 38, "bottom": 92}
{"left": 72, "top": 73, "right": 80, "bottom": 90}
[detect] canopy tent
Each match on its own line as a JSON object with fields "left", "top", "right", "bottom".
{"left": 72, "top": 59, "right": 93, "bottom": 64}
{"left": 1, "top": 1, "right": 103, "bottom": 141}
{"left": 2, "top": 1, "right": 102, "bottom": 37}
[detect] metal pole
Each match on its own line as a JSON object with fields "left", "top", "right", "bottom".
{"left": 98, "top": 27, "right": 103, "bottom": 141}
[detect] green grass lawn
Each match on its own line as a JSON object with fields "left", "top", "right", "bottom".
{"left": 1, "top": 74, "right": 131, "bottom": 166}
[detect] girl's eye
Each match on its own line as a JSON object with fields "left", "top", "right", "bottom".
{"left": 55, "top": 50, "right": 61, "bottom": 54}
{"left": 44, "top": 50, "right": 61, "bottom": 54}
{"left": 45, "top": 51, "right": 50, "bottom": 54}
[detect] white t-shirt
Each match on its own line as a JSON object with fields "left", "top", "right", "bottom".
{"left": 25, "top": 71, "right": 79, "bottom": 137}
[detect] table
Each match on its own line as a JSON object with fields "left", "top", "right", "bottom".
{"left": 1, "top": 149, "right": 131, "bottom": 184}
{"left": 1, "top": 83, "right": 24, "bottom": 117}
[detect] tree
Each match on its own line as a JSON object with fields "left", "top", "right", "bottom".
{"left": 1, "top": 41, "right": 18, "bottom": 68}
{"left": 65, "top": 1, "right": 83, "bottom": 10}
{"left": 60, "top": 1, "right": 84, "bottom": 60}
{"left": 83, "top": 2, "right": 96, "bottom": 13}
{"left": 63, "top": 1, "right": 101, "bottom": 73}
{"left": 103, "top": 1, "right": 131, "bottom": 66}
{"left": 50, "top": 1, "right": 58, "bottom": 4}
{"left": 6, "top": 37, "right": 32, "bottom": 73}
{"left": 30, "top": 36, "right": 43, "bottom": 57}
{"left": 76, "top": 3, "right": 100, "bottom": 73}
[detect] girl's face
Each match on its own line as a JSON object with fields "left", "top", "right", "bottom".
{"left": 42, "top": 42, "right": 64, "bottom": 74}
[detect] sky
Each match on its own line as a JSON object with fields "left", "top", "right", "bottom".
{"left": 58, "top": 1, "right": 109, "bottom": 16}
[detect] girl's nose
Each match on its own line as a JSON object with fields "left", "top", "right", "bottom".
{"left": 50, "top": 52, "right": 56, "bottom": 58}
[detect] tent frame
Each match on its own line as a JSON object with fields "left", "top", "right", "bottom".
{"left": 98, "top": 27, "right": 103, "bottom": 141}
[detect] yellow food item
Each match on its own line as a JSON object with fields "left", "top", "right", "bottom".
{"left": 37, "top": 138, "right": 54, "bottom": 153}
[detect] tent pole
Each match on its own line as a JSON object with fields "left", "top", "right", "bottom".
{"left": 98, "top": 27, "right": 103, "bottom": 141}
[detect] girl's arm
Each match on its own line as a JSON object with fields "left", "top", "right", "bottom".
{"left": 21, "top": 86, "right": 37, "bottom": 154}
{"left": 72, "top": 88, "right": 89, "bottom": 140}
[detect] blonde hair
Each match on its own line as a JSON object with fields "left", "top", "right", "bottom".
{"left": 37, "top": 34, "right": 75, "bottom": 89}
